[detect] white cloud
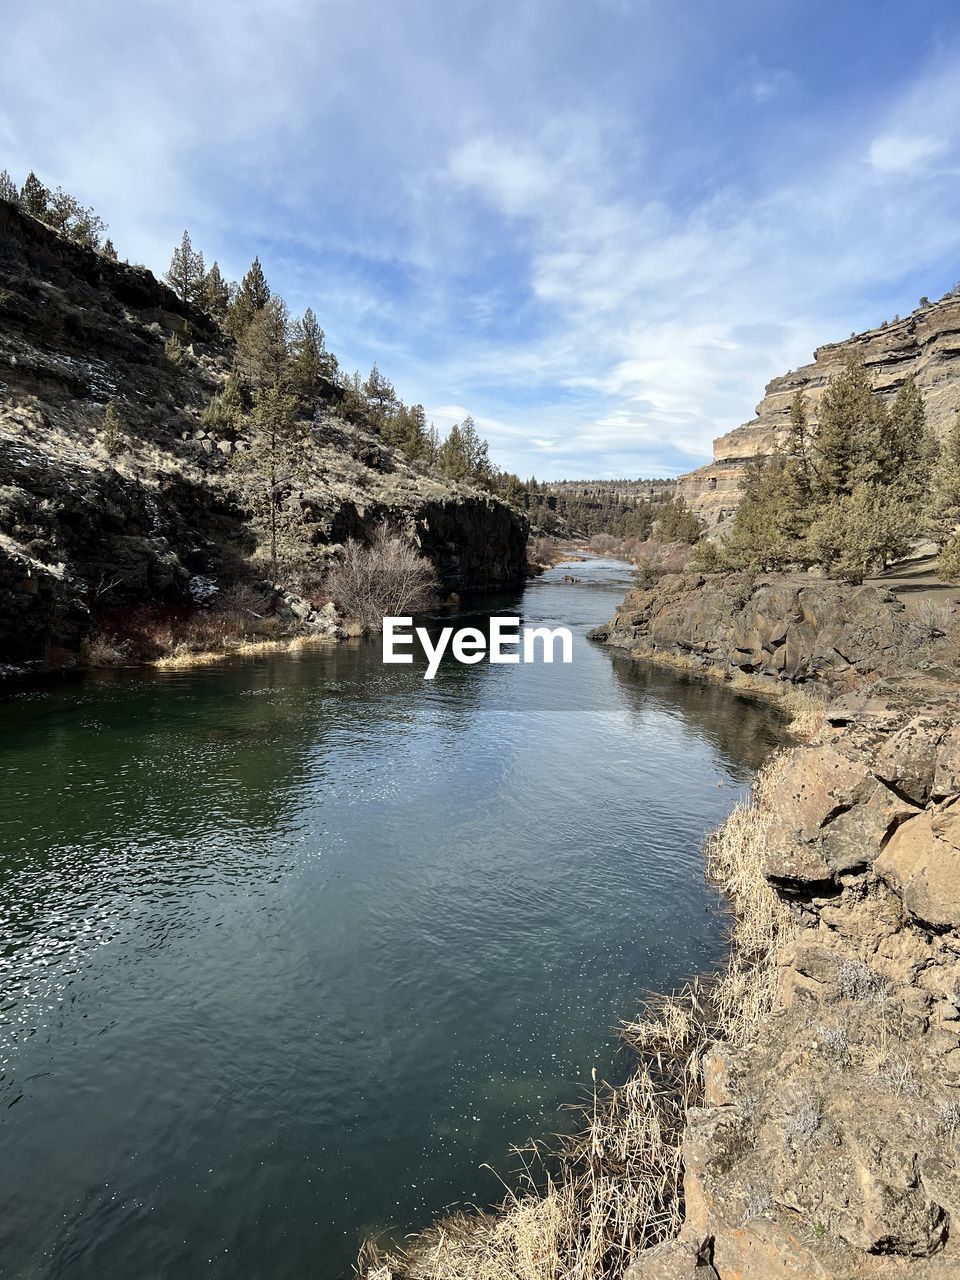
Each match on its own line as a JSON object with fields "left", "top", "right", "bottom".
{"left": 4, "top": 2, "right": 960, "bottom": 479}
{"left": 867, "top": 132, "right": 948, "bottom": 174}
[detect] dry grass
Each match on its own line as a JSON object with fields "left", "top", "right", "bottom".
{"left": 150, "top": 632, "right": 337, "bottom": 669}
{"left": 362, "top": 754, "right": 799, "bottom": 1280}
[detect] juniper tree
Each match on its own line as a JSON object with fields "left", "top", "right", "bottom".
{"left": 652, "top": 496, "right": 702, "bottom": 544}
{"left": 235, "top": 296, "right": 290, "bottom": 391}
{"left": 202, "top": 372, "right": 245, "bottom": 431}
{"left": 225, "top": 257, "right": 270, "bottom": 337}
{"left": 884, "top": 376, "right": 937, "bottom": 501}
{"left": 231, "top": 382, "right": 307, "bottom": 579}
{"left": 787, "top": 390, "right": 814, "bottom": 497}
{"left": 19, "top": 171, "right": 49, "bottom": 218}
{"left": 363, "top": 364, "right": 398, "bottom": 432}
{"left": 164, "top": 230, "right": 206, "bottom": 305}
{"left": 437, "top": 416, "right": 493, "bottom": 487}
{"left": 928, "top": 412, "right": 960, "bottom": 546}
{"left": 101, "top": 401, "right": 124, "bottom": 457}
{"left": 437, "top": 422, "right": 469, "bottom": 481}
{"left": 806, "top": 483, "right": 915, "bottom": 582}
{"left": 202, "top": 261, "right": 231, "bottom": 319}
{"left": 290, "top": 308, "right": 335, "bottom": 404}
{"left": 815, "top": 355, "right": 887, "bottom": 495}
{"left": 45, "top": 188, "right": 106, "bottom": 249}
{"left": 711, "top": 455, "right": 808, "bottom": 572}
{"left": 388, "top": 402, "right": 429, "bottom": 460}
{"left": 940, "top": 534, "right": 960, "bottom": 584}
{"left": 102, "top": 238, "right": 118, "bottom": 261}
{"left": 0, "top": 169, "right": 17, "bottom": 203}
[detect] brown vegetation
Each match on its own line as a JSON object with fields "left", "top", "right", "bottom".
{"left": 324, "top": 523, "right": 439, "bottom": 631}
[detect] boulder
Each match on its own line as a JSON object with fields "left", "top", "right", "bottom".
{"left": 875, "top": 805, "right": 960, "bottom": 930}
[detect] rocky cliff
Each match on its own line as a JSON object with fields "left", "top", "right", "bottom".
{"left": 590, "top": 571, "right": 919, "bottom": 684}
{"left": 588, "top": 572, "right": 960, "bottom": 1277}
{"left": 626, "top": 673, "right": 960, "bottom": 1279}
{"left": 678, "top": 296, "right": 960, "bottom": 529}
{"left": 0, "top": 202, "right": 527, "bottom": 662}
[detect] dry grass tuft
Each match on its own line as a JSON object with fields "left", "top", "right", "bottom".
{"left": 362, "top": 753, "right": 799, "bottom": 1279}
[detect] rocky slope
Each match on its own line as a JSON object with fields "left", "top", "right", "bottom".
{"left": 588, "top": 571, "right": 960, "bottom": 1277}
{"left": 626, "top": 672, "right": 960, "bottom": 1279}
{"left": 678, "top": 296, "right": 960, "bottom": 529}
{"left": 0, "top": 201, "right": 527, "bottom": 662}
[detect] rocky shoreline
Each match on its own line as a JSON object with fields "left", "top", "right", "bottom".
{"left": 601, "top": 573, "right": 960, "bottom": 1277}
{"left": 368, "top": 571, "right": 960, "bottom": 1280}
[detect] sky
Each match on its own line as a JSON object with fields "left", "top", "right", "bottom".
{"left": 4, "top": 0, "right": 960, "bottom": 480}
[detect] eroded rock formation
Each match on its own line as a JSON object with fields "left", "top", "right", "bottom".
{"left": 625, "top": 675, "right": 960, "bottom": 1279}
{"left": 590, "top": 572, "right": 916, "bottom": 684}
{"left": 677, "top": 297, "right": 960, "bottom": 529}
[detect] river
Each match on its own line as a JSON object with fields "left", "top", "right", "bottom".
{"left": 0, "top": 558, "right": 783, "bottom": 1279}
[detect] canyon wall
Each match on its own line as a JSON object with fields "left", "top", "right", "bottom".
{"left": 0, "top": 202, "right": 527, "bottom": 662}
{"left": 678, "top": 296, "right": 960, "bottom": 529}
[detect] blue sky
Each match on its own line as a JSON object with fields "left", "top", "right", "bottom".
{"left": 4, "top": 0, "right": 960, "bottom": 479}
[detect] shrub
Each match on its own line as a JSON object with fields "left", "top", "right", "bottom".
{"left": 690, "top": 538, "right": 734, "bottom": 573}
{"left": 940, "top": 534, "right": 960, "bottom": 585}
{"left": 324, "top": 523, "right": 438, "bottom": 630}
{"left": 164, "top": 333, "right": 185, "bottom": 366}
{"left": 101, "top": 401, "right": 124, "bottom": 457}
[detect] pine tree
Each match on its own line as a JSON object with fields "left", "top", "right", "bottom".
{"left": 787, "top": 390, "right": 814, "bottom": 497}
{"left": 927, "top": 412, "right": 960, "bottom": 546}
{"left": 225, "top": 257, "right": 270, "bottom": 337}
{"left": 102, "top": 238, "right": 118, "bottom": 261}
{"left": 290, "top": 308, "right": 334, "bottom": 404}
{"left": 201, "top": 261, "right": 231, "bottom": 319}
{"left": 202, "top": 372, "right": 245, "bottom": 431}
{"left": 884, "top": 376, "right": 936, "bottom": 500}
{"left": 815, "top": 356, "right": 888, "bottom": 495}
{"left": 231, "top": 382, "right": 306, "bottom": 579}
{"left": 0, "top": 169, "right": 17, "bottom": 203}
{"left": 235, "top": 296, "right": 290, "bottom": 390}
{"left": 19, "top": 171, "right": 49, "bottom": 218}
{"left": 806, "top": 483, "right": 916, "bottom": 582}
{"left": 164, "top": 230, "right": 205, "bottom": 305}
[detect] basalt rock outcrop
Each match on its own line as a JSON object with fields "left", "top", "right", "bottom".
{"left": 590, "top": 572, "right": 917, "bottom": 684}
{"left": 678, "top": 295, "right": 960, "bottom": 529}
{"left": 0, "top": 201, "right": 527, "bottom": 662}
{"left": 626, "top": 675, "right": 960, "bottom": 1279}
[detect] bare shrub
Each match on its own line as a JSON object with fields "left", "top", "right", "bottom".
{"left": 783, "top": 1092, "right": 822, "bottom": 1150}
{"left": 817, "top": 1022, "right": 849, "bottom": 1061}
{"left": 324, "top": 523, "right": 438, "bottom": 630}
{"left": 837, "top": 959, "right": 887, "bottom": 1003}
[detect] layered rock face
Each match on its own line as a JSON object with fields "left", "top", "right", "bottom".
{"left": 627, "top": 676, "right": 960, "bottom": 1279}
{"left": 678, "top": 296, "right": 960, "bottom": 529}
{"left": 591, "top": 572, "right": 914, "bottom": 683}
{"left": 0, "top": 202, "right": 526, "bottom": 661}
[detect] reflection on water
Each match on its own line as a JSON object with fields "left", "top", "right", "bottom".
{"left": 0, "top": 559, "right": 783, "bottom": 1279}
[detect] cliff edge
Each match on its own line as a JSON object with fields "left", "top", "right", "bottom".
{"left": 0, "top": 201, "right": 527, "bottom": 662}
{"left": 678, "top": 297, "right": 960, "bottom": 530}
